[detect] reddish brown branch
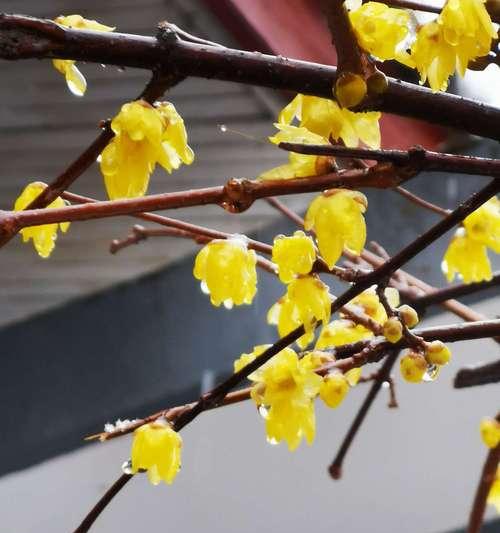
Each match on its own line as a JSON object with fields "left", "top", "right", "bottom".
{"left": 467, "top": 413, "right": 500, "bottom": 533}
{"left": 454, "top": 359, "right": 500, "bottom": 388}
{"left": 394, "top": 186, "right": 451, "bottom": 217}
{"left": 2, "top": 14, "right": 500, "bottom": 140}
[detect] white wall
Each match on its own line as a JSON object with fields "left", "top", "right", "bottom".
{"left": 1, "top": 298, "right": 498, "bottom": 533}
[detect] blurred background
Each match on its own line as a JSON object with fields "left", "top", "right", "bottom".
{"left": 0, "top": 0, "right": 498, "bottom": 531}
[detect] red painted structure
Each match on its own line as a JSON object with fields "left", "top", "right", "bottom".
{"left": 203, "top": 0, "right": 445, "bottom": 149}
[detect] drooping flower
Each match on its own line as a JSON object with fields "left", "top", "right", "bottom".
{"left": 410, "top": 0, "right": 497, "bottom": 92}
{"left": 463, "top": 197, "right": 500, "bottom": 253}
{"left": 442, "top": 229, "right": 492, "bottom": 283}
{"left": 319, "top": 372, "right": 350, "bottom": 408}
{"left": 100, "top": 100, "right": 194, "bottom": 199}
{"left": 488, "top": 467, "right": 500, "bottom": 513}
{"left": 193, "top": 236, "right": 257, "bottom": 308}
{"left": 480, "top": 417, "right": 500, "bottom": 449}
{"left": 248, "top": 346, "right": 322, "bottom": 450}
{"left": 267, "top": 275, "right": 332, "bottom": 349}
{"left": 131, "top": 419, "right": 182, "bottom": 485}
{"left": 272, "top": 230, "right": 316, "bottom": 283}
{"left": 14, "top": 182, "right": 70, "bottom": 258}
{"left": 348, "top": 1, "right": 412, "bottom": 62}
{"left": 278, "top": 94, "right": 381, "bottom": 149}
{"left": 259, "top": 125, "right": 334, "bottom": 180}
{"left": 53, "top": 15, "right": 114, "bottom": 96}
{"left": 304, "top": 190, "right": 367, "bottom": 269}
{"left": 400, "top": 351, "right": 427, "bottom": 383}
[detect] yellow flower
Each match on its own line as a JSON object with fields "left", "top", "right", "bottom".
{"left": 267, "top": 275, "right": 331, "bottom": 349}
{"left": 320, "top": 372, "right": 350, "bottom": 408}
{"left": 400, "top": 351, "right": 427, "bottom": 383}
{"left": 480, "top": 418, "right": 500, "bottom": 449}
{"left": 488, "top": 467, "right": 500, "bottom": 513}
{"left": 398, "top": 304, "right": 419, "bottom": 328}
{"left": 305, "top": 190, "right": 367, "bottom": 269}
{"left": 345, "top": 286, "right": 400, "bottom": 323}
{"left": 131, "top": 420, "right": 182, "bottom": 485}
{"left": 193, "top": 236, "right": 257, "bottom": 308}
{"left": 278, "top": 94, "right": 381, "bottom": 148}
{"left": 249, "top": 347, "right": 322, "bottom": 450}
{"left": 410, "top": 0, "right": 496, "bottom": 92}
{"left": 234, "top": 344, "right": 270, "bottom": 374}
{"left": 425, "top": 340, "right": 451, "bottom": 366}
{"left": 335, "top": 73, "right": 368, "bottom": 109}
{"left": 315, "top": 319, "right": 373, "bottom": 349}
{"left": 14, "top": 182, "right": 70, "bottom": 258}
{"left": 100, "top": 100, "right": 194, "bottom": 199}
{"left": 272, "top": 230, "right": 316, "bottom": 283}
{"left": 463, "top": 197, "right": 500, "bottom": 253}
{"left": 442, "top": 229, "right": 492, "bottom": 283}
{"left": 259, "top": 124, "right": 333, "bottom": 180}
{"left": 348, "top": 1, "right": 411, "bottom": 61}
{"left": 53, "top": 15, "right": 114, "bottom": 96}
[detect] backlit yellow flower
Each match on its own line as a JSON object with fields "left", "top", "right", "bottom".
{"left": 410, "top": 0, "right": 496, "bottom": 92}
{"left": 14, "top": 182, "right": 70, "bottom": 258}
{"left": 442, "top": 229, "right": 492, "bottom": 283}
{"left": 248, "top": 347, "right": 322, "bottom": 450}
{"left": 193, "top": 236, "right": 257, "bottom": 308}
{"left": 272, "top": 230, "right": 316, "bottom": 283}
{"left": 315, "top": 319, "right": 373, "bottom": 349}
{"left": 488, "top": 467, "right": 500, "bottom": 513}
{"left": 53, "top": 15, "right": 114, "bottom": 96}
{"left": 348, "top": 1, "right": 411, "bottom": 61}
{"left": 480, "top": 418, "right": 500, "bottom": 449}
{"left": 320, "top": 372, "right": 350, "bottom": 408}
{"left": 259, "top": 125, "right": 333, "bottom": 180}
{"left": 278, "top": 94, "right": 381, "bottom": 149}
{"left": 305, "top": 190, "right": 367, "bottom": 269}
{"left": 268, "top": 275, "right": 331, "bottom": 349}
{"left": 463, "top": 197, "right": 500, "bottom": 253}
{"left": 131, "top": 420, "right": 182, "bottom": 485}
{"left": 100, "top": 100, "right": 194, "bottom": 199}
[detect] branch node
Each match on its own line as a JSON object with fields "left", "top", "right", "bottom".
{"left": 221, "top": 178, "right": 255, "bottom": 213}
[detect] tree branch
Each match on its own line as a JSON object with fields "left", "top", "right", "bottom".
{"left": 454, "top": 359, "right": 500, "bottom": 388}
{"left": 2, "top": 14, "right": 500, "bottom": 140}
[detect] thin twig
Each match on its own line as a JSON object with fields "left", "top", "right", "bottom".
{"left": 454, "top": 359, "right": 500, "bottom": 388}
{"left": 394, "top": 186, "right": 451, "bottom": 217}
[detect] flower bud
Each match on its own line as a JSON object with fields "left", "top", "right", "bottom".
{"left": 398, "top": 304, "right": 419, "bottom": 328}
{"left": 383, "top": 317, "right": 403, "bottom": 343}
{"left": 425, "top": 340, "right": 451, "bottom": 366}
{"left": 400, "top": 351, "right": 427, "bottom": 383}
{"left": 480, "top": 417, "right": 500, "bottom": 449}
{"left": 320, "top": 373, "right": 349, "bottom": 408}
{"left": 335, "top": 72, "right": 367, "bottom": 108}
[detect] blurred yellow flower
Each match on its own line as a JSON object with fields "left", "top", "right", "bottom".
{"left": 248, "top": 347, "right": 322, "bottom": 450}
{"left": 272, "top": 230, "right": 316, "bottom": 283}
{"left": 463, "top": 197, "right": 500, "bottom": 253}
{"left": 53, "top": 15, "right": 114, "bottom": 96}
{"left": 14, "top": 182, "right": 70, "bottom": 258}
{"left": 488, "top": 467, "right": 500, "bottom": 513}
{"left": 304, "top": 190, "right": 367, "bottom": 269}
{"left": 348, "top": 1, "right": 411, "bottom": 61}
{"left": 315, "top": 319, "right": 373, "bottom": 349}
{"left": 278, "top": 94, "right": 381, "bottom": 148}
{"left": 442, "top": 229, "right": 492, "bottom": 283}
{"left": 320, "top": 372, "right": 350, "bottom": 408}
{"left": 400, "top": 351, "right": 427, "bottom": 383}
{"left": 100, "top": 100, "right": 194, "bottom": 199}
{"left": 425, "top": 340, "right": 451, "bottom": 366}
{"left": 193, "top": 237, "right": 257, "bottom": 308}
{"left": 480, "top": 417, "right": 500, "bottom": 449}
{"left": 131, "top": 420, "right": 182, "bottom": 485}
{"left": 268, "top": 275, "right": 331, "bottom": 349}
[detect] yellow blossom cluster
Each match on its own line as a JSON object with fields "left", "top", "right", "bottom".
{"left": 193, "top": 236, "right": 257, "bottom": 308}
{"left": 14, "top": 182, "right": 70, "bottom": 258}
{"left": 442, "top": 197, "right": 500, "bottom": 283}
{"left": 347, "top": 0, "right": 497, "bottom": 92}
{"left": 52, "top": 15, "right": 114, "bottom": 96}
{"left": 400, "top": 340, "right": 451, "bottom": 383}
{"left": 101, "top": 100, "right": 194, "bottom": 199}
{"left": 131, "top": 419, "right": 182, "bottom": 485}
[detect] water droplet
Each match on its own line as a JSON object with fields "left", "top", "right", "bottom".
{"left": 200, "top": 280, "right": 209, "bottom": 295}
{"left": 382, "top": 381, "right": 390, "bottom": 389}
{"left": 219, "top": 124, "right": 227, "bottom": 133}
{"left": 258, "top": 405, "right": 269, "bottom": 419}
{"left": 100, "top": 63, "right": 107, "bottom": 69}
{"left": 266, "top": 436, "right": 279, "bottom": 446}
{"left": 223, "top": 299, "right": 234, "bottom": 310}
{"left": 423, "top": 364, "right": 440, "bottom": 382}
{"left": 96, "top": 154, "right": 102, "bottom": 164}
{"left": 117, "top": 66, "right": 126, "bottom": 73}
{"left": 121, "top": 459, "right": 133, "bottom": 474}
